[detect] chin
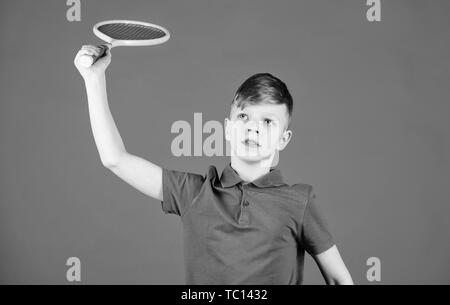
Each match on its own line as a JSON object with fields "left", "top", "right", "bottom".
{"left": 235, "top": 155, "right": 264, "bottom": 163}
{"left": 233, "top": 149, "right": 273, "bottom": 163}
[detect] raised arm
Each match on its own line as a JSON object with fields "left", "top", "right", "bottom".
{"left": 74, "top": 45, "right": 163, "bottom": 201}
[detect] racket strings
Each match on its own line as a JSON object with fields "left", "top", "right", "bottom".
{"left": 98, "top": 23, "right": 167, "bottom": 40}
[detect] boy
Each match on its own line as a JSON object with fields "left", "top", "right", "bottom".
{"left": 74, "top": 45, "right": 354, "bottom": 285}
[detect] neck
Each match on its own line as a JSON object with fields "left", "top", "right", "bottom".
{"left": 230, "top": 155, "right": 275, "bottom": 182}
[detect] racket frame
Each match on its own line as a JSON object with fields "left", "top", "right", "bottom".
{"left": 93, "top": 20, "right": 171, "bottom": 48}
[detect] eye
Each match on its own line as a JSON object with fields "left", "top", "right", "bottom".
{"left": 264, "top": 118, "right": 273, "bottom": 126}
{"left": 237, "top": 113, "right": 248, "bottom": 120}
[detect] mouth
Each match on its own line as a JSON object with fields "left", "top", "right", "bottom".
{"left": 242, "top": 139, "right": 261, "bottom": 147}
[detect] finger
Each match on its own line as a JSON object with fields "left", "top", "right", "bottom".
{"left": 81, "top": 46, "right": 94, "bottom": 52}
{"left": 76, "top": 49, "right": 91, "bottom": 58}
{"left": 81, "top": 46, "right": 98, "bottom": 53}
{"left": 81, "top": 46, "right": 101, "bottom": 55}
{"left": 95, "top": 46, "right": 108, "bottom": 56}
{"left": 82, "top": 46, "right": 101, "bottom": 55}
{"left": 93, "top": 47, "right": 105, "bottom": 56}
{"left": 78, "top": 49, "right": 95, "bottom": 57}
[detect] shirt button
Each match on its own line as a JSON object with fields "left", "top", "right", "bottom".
{"left": 243, "top": 200, "right": 249, "bottom": 207}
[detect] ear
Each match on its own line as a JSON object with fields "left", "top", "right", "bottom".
{"left": 277, "top": 129, "right": 293, "bottom": 151}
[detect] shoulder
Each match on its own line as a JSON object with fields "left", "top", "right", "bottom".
{"left": 280, "top": 183, "right": 314, "bottom": 207}
{"left": 163, "top": 164, "right": 220, "bottom": 186}
{"left": 291, "top": 183, "right": 313, "bottom": 197}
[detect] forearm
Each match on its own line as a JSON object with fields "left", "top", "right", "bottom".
{"left": 314, "top": 245, "right": 354, "bottom": 285}
{"left": 324, "top": 272, "right": 354, "bottom": 285}
{"left": 84, "top": 74, "right": 126, "bottom": 166}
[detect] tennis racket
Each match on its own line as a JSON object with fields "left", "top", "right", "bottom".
{"left": 79, "top": 20, "right": 171, "bottom": 67}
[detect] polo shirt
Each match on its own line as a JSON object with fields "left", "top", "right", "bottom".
{"left": 160, "top": 163, "right": 335, "bottom": 285}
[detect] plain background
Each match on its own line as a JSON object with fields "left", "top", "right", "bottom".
{"left": 0, "top": 0, "right": 449, "bottom": 284}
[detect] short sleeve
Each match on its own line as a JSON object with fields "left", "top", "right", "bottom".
{"left": 301, "top": 188, "right": 335, "bottom": 255}
{"left": 161, "top": 168, "right": 205, "bottom": 217}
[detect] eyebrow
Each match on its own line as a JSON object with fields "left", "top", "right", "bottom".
{"left": 236, "top": 109, "right": 277, "bottom": 116}
{"left": 262, "top": 113, "right": 279, "bottom": 118}
{"left": 234, "top": 110, "right": 282, "bottom": 120}
{"left": 259, "top": 113, "right": 282, "bottom": 121}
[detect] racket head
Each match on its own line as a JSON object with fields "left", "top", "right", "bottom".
{"left": 93, "top": 20, "right": 171, "bottom": 47}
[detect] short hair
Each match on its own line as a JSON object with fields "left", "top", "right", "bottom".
{"left": 232, "top": 73, "right": 293, "bottom": 119}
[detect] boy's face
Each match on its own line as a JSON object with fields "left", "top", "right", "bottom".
{"left": 225, "top": 101, "right": 293, "bottom": 164}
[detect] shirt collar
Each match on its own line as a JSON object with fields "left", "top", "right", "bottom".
{"left": 220, "top": 163, "right": 286, "bottom": 188}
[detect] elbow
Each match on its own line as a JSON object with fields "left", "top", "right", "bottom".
{"left": 101, "top": 152, "right": 126, "bottom": 168}
{"left": 103, "top": 161, "right": 116, "bottom": 168}
{"left": 101, "top": 158, "right": 120, "bottom": 168}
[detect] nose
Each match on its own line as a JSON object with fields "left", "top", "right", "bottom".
{"left": 247, "top": 127, "right": 259, "bottom": 134}
{"left": 246, "top": 121, "right": 260, "bottom": 134}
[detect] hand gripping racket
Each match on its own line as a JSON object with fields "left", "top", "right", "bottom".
{"left": 79, "top": 20, "right": 171, "bottom": 67}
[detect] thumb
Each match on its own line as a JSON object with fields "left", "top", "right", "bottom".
{"left": 96, "top": 47, "right": 111, "bottom": 65}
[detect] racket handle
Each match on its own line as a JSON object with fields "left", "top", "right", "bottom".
{"left": 79, "top": 44, "right": 110, "bottom": 68}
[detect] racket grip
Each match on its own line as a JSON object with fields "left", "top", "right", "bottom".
{"left": 79, "top": 44, "right": 109, "bottom": 68}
